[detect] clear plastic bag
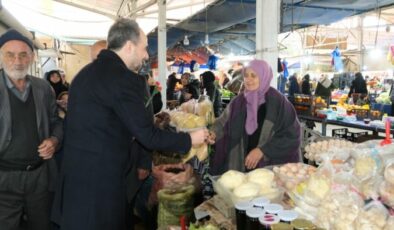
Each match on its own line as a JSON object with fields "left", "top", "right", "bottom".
{"left": 384, "top": 158, "right": 394, "bottom": 185}
{"left": 304, "top": 138, "right": 353, "bottom": 163}
{"left": 355, "top": 201, "right": 389, "bottom": 230}
{"left": 196, "top": 95, "right": 215, "bottom": 125}
{"left": 315, "top": 189, "right": 363, "bottom": 230}
{"left": 351, "top": 149, "right": 383, "bottom": 182}
{"left": 379, "top": 181, "right": 394, "bottom": 208}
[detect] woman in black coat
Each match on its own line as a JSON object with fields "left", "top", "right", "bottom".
{"left": 301, "top": 74, "right": 311, "bottom": 95}
{"left": 348, "top": 72, "right": 368, "bottom": 98}
{"left": 46, "top": 70, "right": 68, "bottom": 98}
{"left": 288, "top": 73, "right": 300, "bottom": 97}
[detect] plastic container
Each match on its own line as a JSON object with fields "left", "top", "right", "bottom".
{"left": 271, "top": 223, "right": 294, "bottom": 230}
{"left": 245, "top": 207, "right": 265, "bottom": 230}
{"left": 290, "top": 219, "right": 317, "bottom": 229}
{"left": 278, "top": 210, "right": 298, "bottom": 223}
{"left": 252, "top": 196, "right": 270, "bottom": 208}
{"left": 235, "top": 201, "right": 254, "bottom": 230}
{"left": 259, "top": 214, "right": 280, "bottom": 230}
{"left": 264, "top": 203, "right": 283, "bottom": 215}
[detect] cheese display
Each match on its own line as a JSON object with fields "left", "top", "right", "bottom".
{"left": 217, "top": 170, "right": 246, "bottom": 190}
{"left": 247, "top": 168, "right": 274, "bottom": 188}
{"left": 304, "top": 139, "right": 353, "bottom": 162}
{"left": 208, "top": 139, "right": 394, "bottom": 229}
{"left": 273, "top": 163, "right": 316, "bottom": 190}
{"left": 233, "top": 182, "right": 260, "bottom": 200}
{"left": 353, "top": 153, "right": 381, "bottom": 181}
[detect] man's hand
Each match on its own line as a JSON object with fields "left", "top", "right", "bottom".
{"left": 137, "top": 168, "right": 150, "bottom": 180}
{"left": 245, "top": 148, "right": 264, "bottom": 170}
{"left": 38, "top": 137, "right": 59, "bottom": 160}
{"left": 190, "top": 128, "right": 209, "bottom": 147}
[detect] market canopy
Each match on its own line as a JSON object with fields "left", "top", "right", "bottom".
{"left": 3, "top": 0, "right": 394, "bottom": 56}
{"left": 148, "top": 0, "right": 394, "bottom": 56}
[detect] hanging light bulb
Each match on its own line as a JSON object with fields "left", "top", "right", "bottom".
{"left": 183, "top": 35, "right": 189, "bottom": 46}
{"left": 204, "top": 0, "right": 209, "bottom": 45}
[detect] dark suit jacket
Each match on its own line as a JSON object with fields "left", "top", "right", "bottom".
{"left": 52, "top": 50, "right": 191, "bottom": 230}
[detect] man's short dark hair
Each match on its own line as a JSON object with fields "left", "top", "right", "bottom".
{"left": 107, "top": 18, "right": 140, "bottom": 50}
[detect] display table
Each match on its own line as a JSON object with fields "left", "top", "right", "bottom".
{"left": 298, "top": 115, "right": 394, "bottom": 137}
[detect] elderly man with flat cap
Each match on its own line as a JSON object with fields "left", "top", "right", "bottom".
{"left": 0, "top": 29, "right": 63, "bottom": 230}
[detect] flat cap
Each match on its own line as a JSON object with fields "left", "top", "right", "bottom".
{"left": 0, "top": 29, "right": 34, "bottom": 51}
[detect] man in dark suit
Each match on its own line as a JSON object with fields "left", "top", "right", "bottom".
{"left": 51, "top": 18, "right": 208, "bottom": 230}
{"left": 0, "top": 29, "right": 63, "bottom": 230}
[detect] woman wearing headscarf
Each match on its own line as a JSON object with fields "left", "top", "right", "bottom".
{"left": 46, "top": 70, "right": 68, "bottom": 98}
{"left": 179, "top": 72, "right": 200, "bottom": 104}
{"left": 288, "top": 73, "right": 300, "bottom": 97}
{"left": 301, "top": 74, "right": 311, "bottom": 95}
{"left": 315, "top": 74, "right": 334, "bottom": 98}
{"left": 207, "top": 60, "right": 301, "bottom": 175}
{"left": 348, "top": 72, "right": 368, "bottom": 98}
{"left": 201, "top": 71, "right": 222, "bottom": 117}
{"left": 166, "top": 72, "right": 179, "bottom": 100}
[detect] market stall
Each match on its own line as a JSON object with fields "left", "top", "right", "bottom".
{"left": 192, "top": 139, "right": 394, "bottom": 229}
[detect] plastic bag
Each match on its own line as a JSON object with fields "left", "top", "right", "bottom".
{"left": 355, "top": 201, "right": 389, "bottom": 230}
{"left": 351, "top": 149, "right": 383, "bottom": 182}
{"left": 304, "top": 138, "right": 353, "bottom": 163}
{"left": 315, "top": 189, "right": 363, "bottom": 230}
{"left": 379, "top": 181, "right": 394, "bottom": 208}
{"left": 196, "top": 95, "right": 215, "bottom": 125}
{"left": 384, "top": 158, "right": 394, "bottom": 185}
{"left": 149, "top": 163, "right": 196, "bottom": 206}
{"left": 179, "top": 99, "right": 198, "bottom": 114}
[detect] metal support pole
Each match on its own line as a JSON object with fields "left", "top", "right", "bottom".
{"left": 256, "top": 0, "right": 279, "bottom": 88}
{"left": 359, "top": 15, "right": 364, "bottom": 71}
{"left": 158, "top": 0, "right": 167, "bottom": 108}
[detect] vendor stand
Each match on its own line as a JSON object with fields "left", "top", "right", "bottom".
{"left": 298, "top": 114, "right": 394, "bottom": 138}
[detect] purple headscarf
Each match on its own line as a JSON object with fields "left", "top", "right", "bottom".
{"left": 243, "top": 59, "right": 273, "bottom": 135}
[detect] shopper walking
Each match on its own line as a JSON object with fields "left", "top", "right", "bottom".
{"left": 301, "top": 74, "right": 311, "bottom": 95}
{"left": 315, "top": 74, "right": 334, "bottom": 98}
{"left": 348, "top": 72, "right": 368, "bottom": 101}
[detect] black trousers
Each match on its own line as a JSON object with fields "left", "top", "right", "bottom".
{"left": 0, "top": 164, "right": 51, "bottom": 230}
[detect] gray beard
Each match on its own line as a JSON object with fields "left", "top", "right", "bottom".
{"left": 4, "top": 69, "right": 28, "bottom": 80}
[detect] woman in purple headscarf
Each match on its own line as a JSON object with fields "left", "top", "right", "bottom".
{"left": 207, "top": 59, "right": 301, "bottom": 175}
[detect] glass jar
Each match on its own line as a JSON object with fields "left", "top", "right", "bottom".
{"left": 278, "top": 210, "right": 298, "bottom": 223}
{"left": 259, "top": 214, "right": 280, "bottom": 230}
{"left": 235, "top": 201, "right": 253, "bottom": 230}
{"left": 251, "top": 196, "right": 270, "bottom": 208}
{"left": 245, "top": 207, "right": 265, "bottom": 230}
{"left": 264, "top": 203, "right": 283, "bottom": 215}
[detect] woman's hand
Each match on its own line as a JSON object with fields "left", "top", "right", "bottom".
{"left": 245, "top": 148, "right": 264, "bottom": 170}
{"left": 206, "top": 131, "right": 216, "bottom": 145}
